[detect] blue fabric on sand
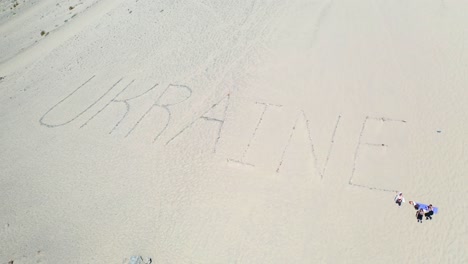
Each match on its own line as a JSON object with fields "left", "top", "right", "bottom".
{"left": 416, "top": 203, "right": 438, "bottom": 214}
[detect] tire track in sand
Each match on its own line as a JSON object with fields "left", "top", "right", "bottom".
{"left": 0, "top": 0, "right": 127, "bottom": 76}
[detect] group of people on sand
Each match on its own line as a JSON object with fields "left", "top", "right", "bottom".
{"left": 394, "top": 192, "right": 435, "bottom": 223}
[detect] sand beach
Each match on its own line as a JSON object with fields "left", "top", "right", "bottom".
{"left": 1, "top": 0, "right": 467, "bottom": 263}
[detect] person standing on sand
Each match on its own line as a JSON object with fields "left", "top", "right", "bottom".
{"left": 416, "top": 209, "right": 424, "bottom": 223}
{"left": 394, "top": 192, "right": 405, "bottom": 206}
{"left": 425, "top": 204, "right": 434, "bottom": 220}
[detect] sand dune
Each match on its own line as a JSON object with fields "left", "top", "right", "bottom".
{"left": 1, "top": 0, "right": 467, "bottom": 263}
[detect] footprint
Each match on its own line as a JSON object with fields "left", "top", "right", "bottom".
{"left": 6, "top": 250, "right": 47, "bottom": 264}
{"left": 2, "top": 222, "right": 12, "bottom": 239}
{"left": 35, "top": 250, "right": 46, "bottom": 263}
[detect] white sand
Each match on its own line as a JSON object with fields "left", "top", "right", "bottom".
{"left": 1, "top": 0, "right": 467, "bottom": 263}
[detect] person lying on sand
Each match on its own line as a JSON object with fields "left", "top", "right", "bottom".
{"left": 409, "top": 200, "right": 420, "bottom": 210}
